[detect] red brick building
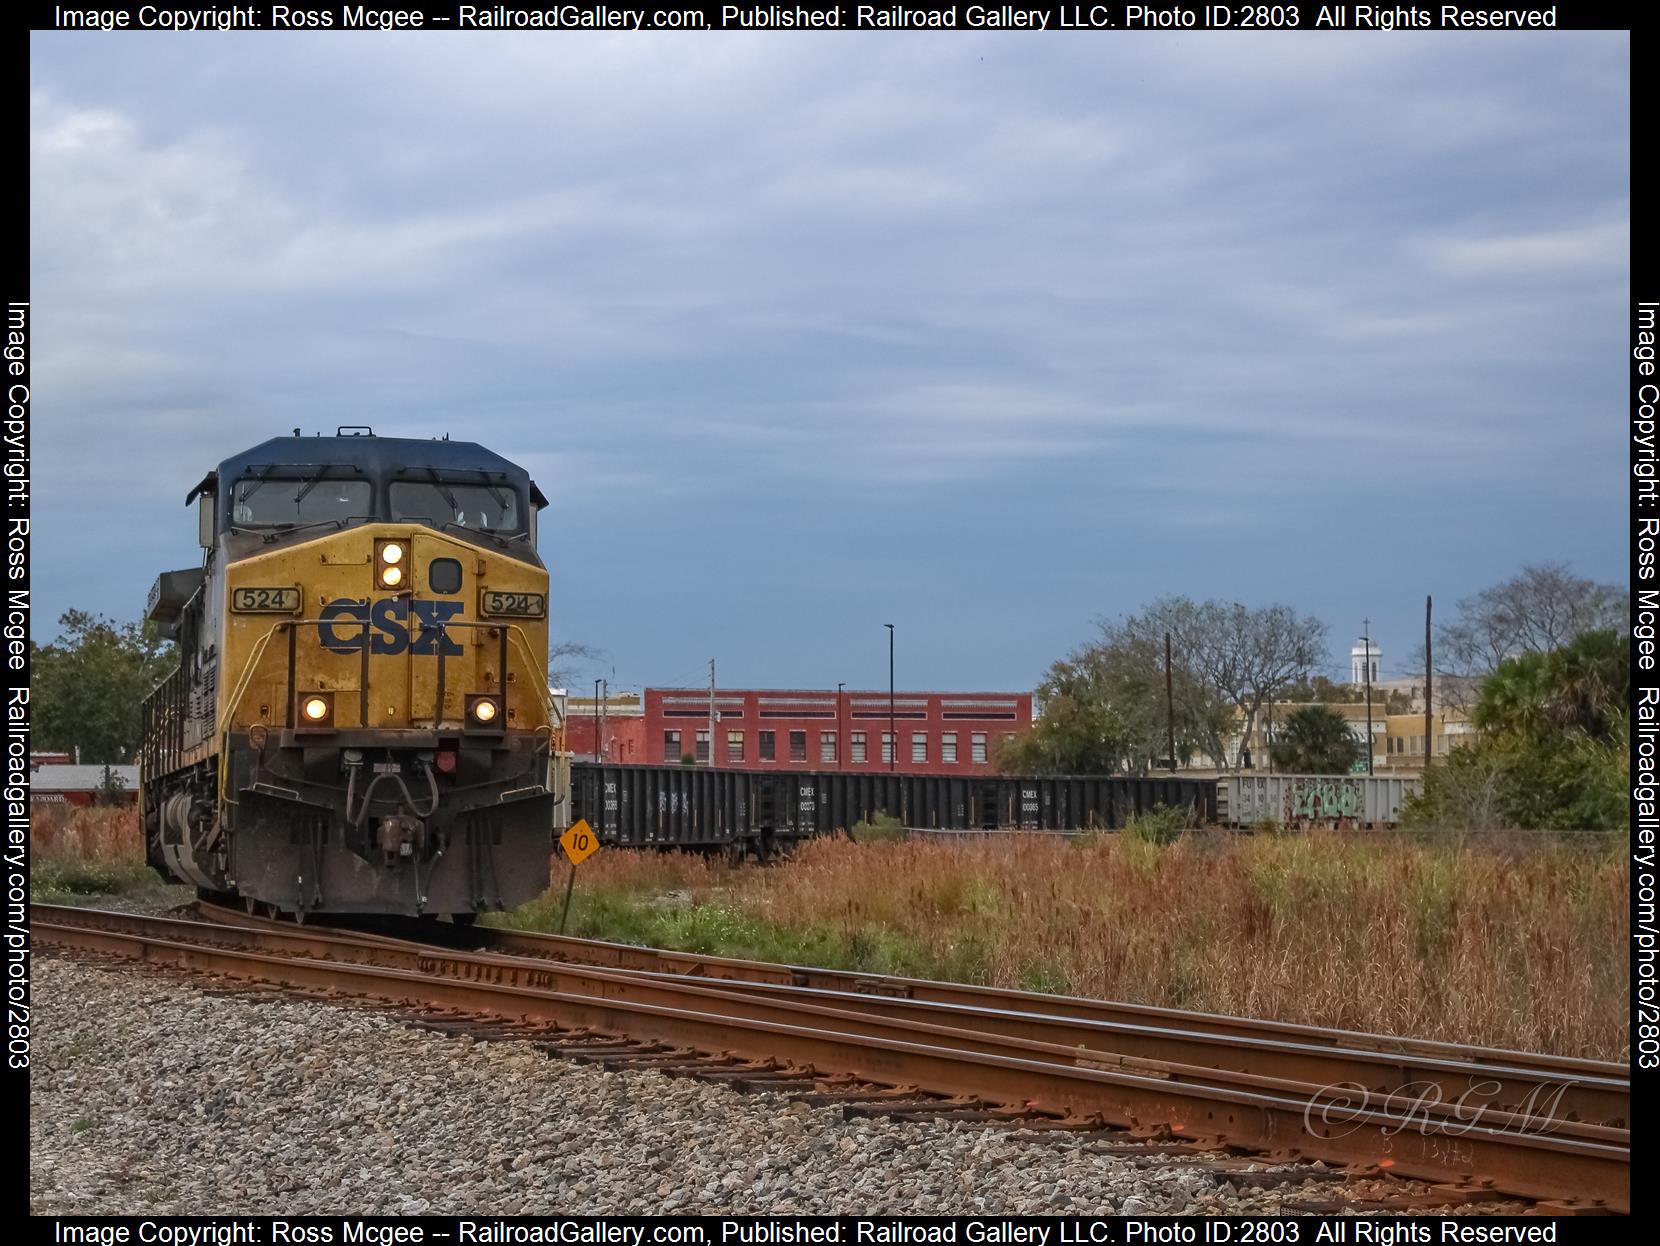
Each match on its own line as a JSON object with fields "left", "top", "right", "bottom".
{"left": 563, "top": 693, "right": 648, "bottom": 763}
{"left": 641, "top": 688, "right": 1032, "bottom": 774}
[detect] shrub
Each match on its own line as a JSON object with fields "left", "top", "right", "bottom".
{"left": 850, "top": 811, "right": 905, "bottom": 843}
{"left": 1123, "top": 803, "right": 1188, "bottom": 845}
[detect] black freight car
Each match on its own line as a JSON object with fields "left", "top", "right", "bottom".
{"left": 569, "top": 763, "right": 1216, "bottom": 856}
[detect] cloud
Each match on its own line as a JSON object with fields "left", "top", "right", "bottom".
{"left": 1422, "top": 218, "right": 1629, "bottom": 276}
{"left": 27, "top": 31, "right": 1630, "bottom": 685}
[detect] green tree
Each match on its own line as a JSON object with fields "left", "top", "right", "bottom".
{"left": 1269, "top": 705, "right": 1361, "bottom": 774}
{"left": 1002, "top": 631, "right": 1228, "bottom": 775}
{"left": 1406, "top": 629, "right": 1628, "bottom": 831}
{"left": 1000, "top": 649, "right": 1154, "bottom": 775}
{"left": 31, "top": 610, "right": 175, "bottom": 764}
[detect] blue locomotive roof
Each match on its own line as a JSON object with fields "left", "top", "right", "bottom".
{"left": 191, "top": 429, "right": 547, "bottom": 507}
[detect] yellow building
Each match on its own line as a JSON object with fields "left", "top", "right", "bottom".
{"left": 1380, "top": 711, "right": 1475, "bottom": 770}
{"left": 1227, "top": 702, "right": 1474, "bottom": 774}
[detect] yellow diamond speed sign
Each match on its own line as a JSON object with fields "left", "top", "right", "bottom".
{"left": 560, "top": 819, "right": 599, "bottom": 866}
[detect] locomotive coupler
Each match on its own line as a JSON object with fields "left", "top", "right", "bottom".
{"left": 377, "top": 814, "right": 427, "bottom": 866}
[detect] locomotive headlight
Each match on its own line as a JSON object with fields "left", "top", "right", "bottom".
{"left": 297, "top": 692, "right": 334, "bottom": 727}
{"left": 466, "top": 694, "right": 502, "bottom": 727}
{"left": 377, "top": 541, "right": 407, "bottom": 588}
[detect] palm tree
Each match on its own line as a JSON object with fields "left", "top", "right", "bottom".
{"left": 1269, "top": 705, "right": 1361, "bottom": 774}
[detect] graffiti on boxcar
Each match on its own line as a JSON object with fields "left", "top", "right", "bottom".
{"left": 1282, "top": 776, "right": 1363, "bottom": 823}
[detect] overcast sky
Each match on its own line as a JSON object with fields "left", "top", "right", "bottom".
{"left": 30, "top": 31, "right": 1628, "bottom": 692}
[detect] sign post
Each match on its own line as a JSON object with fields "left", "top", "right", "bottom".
{"left": 557, "top": 818, "right": 599, "bottom": 934}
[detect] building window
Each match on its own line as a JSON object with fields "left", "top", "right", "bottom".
{"left": 971, "top": 733, "right": 987, "bottom": 764}
{"left": 695, "top": 730, "right": 709, "bottom": 763}
{"left": 789, "top": 730, "right": 807, "bottom": 761}
{"left": 882, "top": 732, "right": 894, "bottom": 764}
{"left": 759, "top": 730, "right": 776, "bottom": 761}
{"left": 820, "top": 732, "right": 837, "bottom": 763}
{"left": 728, "top": 730, "right": 744, "bottom": 763}
{"left": 851, "top": 732, "right": 866, "bottom": 763}
{"left": 664, "top": 730, "right": 681, "bottom": 762}
{"left": 942, "top": 733, "right": 957, "bottom": 764}
{"left": 912, "top": 732, "right": 927, "bottom": 764}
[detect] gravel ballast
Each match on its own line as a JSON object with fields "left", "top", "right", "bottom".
{"left": 29, "top": 956, "right": 1516, "bottom": 1216}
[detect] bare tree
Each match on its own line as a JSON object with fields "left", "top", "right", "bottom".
{"left": 1107, "top": 597, "right": 1326, "bottom": 771}
{"left": 1425, "top": 563, "right": 1624, "bottom": 711}
{"left": 549, "top": 640, "right": 606, "bottom": 688}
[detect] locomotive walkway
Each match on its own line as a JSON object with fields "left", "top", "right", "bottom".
{"left": 35, "top": 903, "right": 1629, "bottom": 1215}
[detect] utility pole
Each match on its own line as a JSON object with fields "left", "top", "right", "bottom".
{"left": 593, "top": 678, "right": 601, "bottom": 764}
{"left": 1425, "top": 596, "right": 1433, "bottom": 771}
{"left": 708, "top": 659, "right": 717, "bottom": 770}
{"left": 837, "top": 682, "right": 845, "bottom": 772}
{"left": 884, "top": 624, "right": 895, "bottom": 772}
{"left": 1266, "top": 700, "right": 1274, "bottom": 775}
{"left": 600, "top": 678, "right": 608, "bottom": 763}
{"left": 1362, "top": 619, "right": 1375, "bottom": 776}
{"left": 1164, "top": 631, "right": 1176, "bottom": 772}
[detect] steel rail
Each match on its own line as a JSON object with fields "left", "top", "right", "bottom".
{"left": 187, "top": 903, "right": 1628, "bottom": 1128}
{"left": 59, "top": 905, "right": 1627, "bottom": 1136}
{"left": 38, "top": 909, "right": 1629, "bottom": 1211}
{"left": 199, "top": 902, "right": 1624, "bottom": 1083}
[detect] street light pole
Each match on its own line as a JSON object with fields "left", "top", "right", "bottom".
{"left": 884, "top": 624, "right": 895, "bottom": 772}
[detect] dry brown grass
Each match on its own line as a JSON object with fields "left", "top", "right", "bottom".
{"left": 539, "top": 830, "right": 1627, "bottom": 1060}
{"left": 30, "top": 806, "right": 152, "bottom": 896}
{"left": 33, "top": 804, "right": 1623, "bottom": 1058}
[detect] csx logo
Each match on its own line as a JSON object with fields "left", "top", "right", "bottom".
{"left": 319, "top": 598, "right": 465, "bottom": 656}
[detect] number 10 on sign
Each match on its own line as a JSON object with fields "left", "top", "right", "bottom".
{"left": 560, "top": 819, "right": 599, "bottom": 866}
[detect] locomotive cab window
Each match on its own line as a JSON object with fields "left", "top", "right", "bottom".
{"left": 232, "top": 475, "right": 371, "bottom": 528}
{"left": 390, "top": 477, "right": 522, "bottom": 536}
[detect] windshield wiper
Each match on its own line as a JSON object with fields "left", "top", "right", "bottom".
{"left": 425, "top": 468, "right": 459, "bottom": 512}
{"left": 255, "top": 517, "right": 353, "bottom": 543}
{"left": 292, "top": 464, "right": 341, "bottom": 507}
{"left": 471, "top": 470, "right": 511, "bottom": 513}
{"left": 237, "top": 464, "right": 281, "bottom": 504}
{"left": 443, "top": 520, "right": 511, "bottom": 549}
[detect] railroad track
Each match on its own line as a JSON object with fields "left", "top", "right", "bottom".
{"left": 36, "top": 903, "right": 1629, "bottom": 1214}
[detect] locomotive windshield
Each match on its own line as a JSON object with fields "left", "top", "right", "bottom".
{"left": 233, "top": 473, "right": 372, "bottom": 528}
{"left": 390, "top": 478, "right": 521, "bottom": 534}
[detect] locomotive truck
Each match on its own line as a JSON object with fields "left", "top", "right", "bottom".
{"left": 140, "top": 428, "right": 567, "bottom": 918}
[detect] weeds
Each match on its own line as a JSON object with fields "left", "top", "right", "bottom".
{"left": 30, "top": 807, "right": 157, "bottom": 900}
{"left": 505, "top": 831, "right": 1627, "bottom": 1059}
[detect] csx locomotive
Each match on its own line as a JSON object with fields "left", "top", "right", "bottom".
{"left": 140, "top": 429, "right": 567, "bottom": 917}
